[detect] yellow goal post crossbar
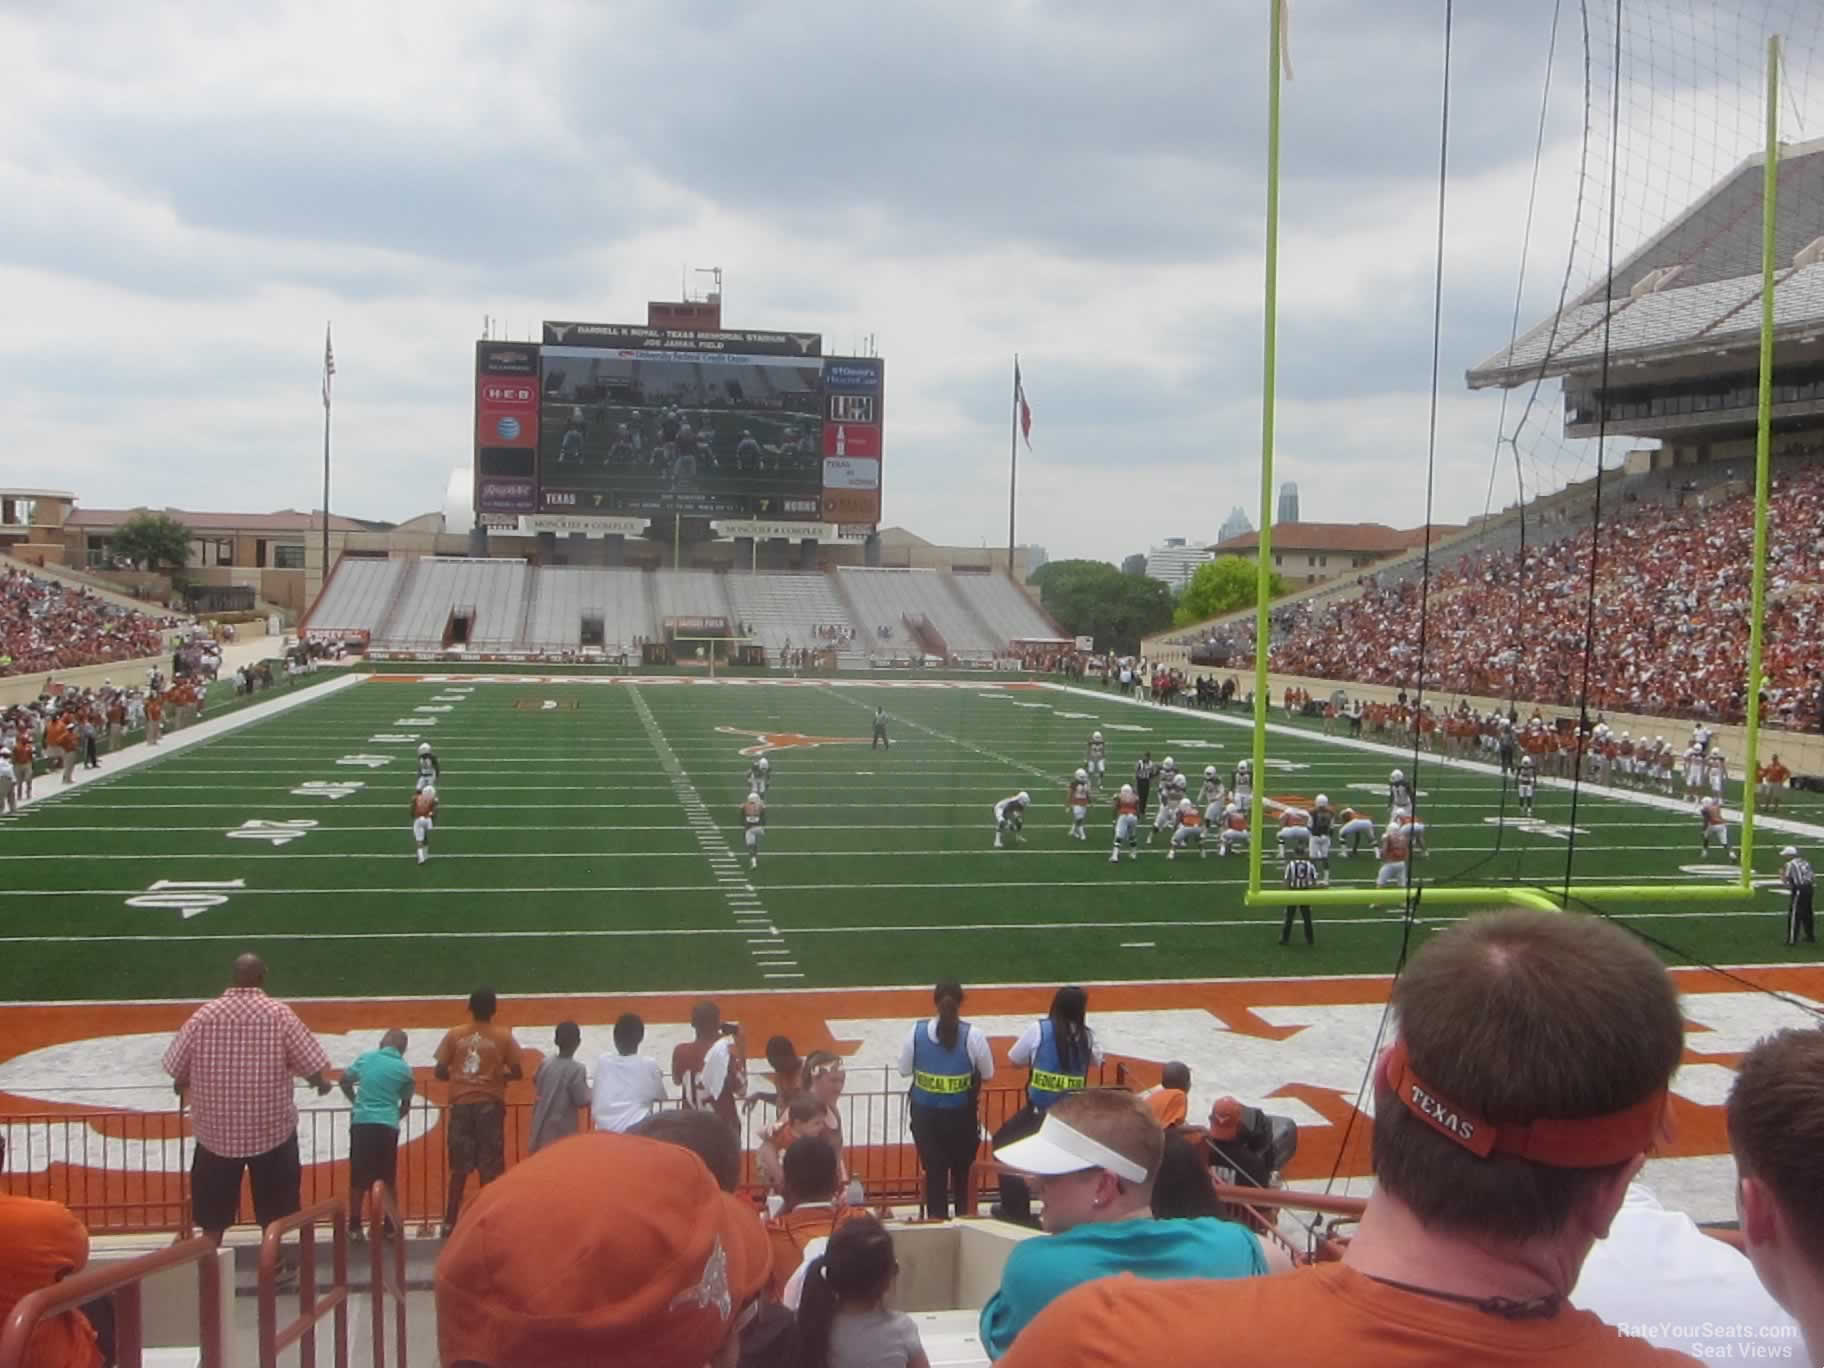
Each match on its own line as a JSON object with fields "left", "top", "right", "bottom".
{"left": 1244, "top": 9, "right": 1782, "bottom": 912}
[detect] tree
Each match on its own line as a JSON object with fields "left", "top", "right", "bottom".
{"left": 111, "top": 513, "right": 192, "bottom": 572}
{"left": 1120, "top": 553, "right": 1148, "bottom": 577}
{"left": 1029, "top": 558, "right": 1174, "bottom": 655}
{"left": 1173, "top": 555, "right": 1289, "bottom": 627}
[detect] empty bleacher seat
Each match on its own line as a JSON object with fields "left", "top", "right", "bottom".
{"left": 305, "top": 559, "right": 404, "bottom": 636}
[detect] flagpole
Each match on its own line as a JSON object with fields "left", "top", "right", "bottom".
{"left": 1007, "top": 355, "right": 1018, "bottom": 573}
{"left": 321, "top": 324, "right": 332, "bottom": 586}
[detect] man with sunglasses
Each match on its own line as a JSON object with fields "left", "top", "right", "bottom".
{"left": 980, "top": 1088, "right": 1279, "bottom": 1359}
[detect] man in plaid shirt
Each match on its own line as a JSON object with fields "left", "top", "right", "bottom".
{"left": 163, "top": 954, "right": 333, "bottom": 1241}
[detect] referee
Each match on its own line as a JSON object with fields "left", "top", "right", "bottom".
{"left": 1281, "top": 852, "right": 1320, "bottom": 946}
{"left": 1780, "top": 845, "right": 1815, "bottom": 946}
{"left": 1135, "top": 752, "right": 1156, "bottom": 815}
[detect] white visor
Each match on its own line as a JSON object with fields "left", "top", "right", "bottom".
{"left": 994, "top": 1112, "right": 1149, "bottom": 1184}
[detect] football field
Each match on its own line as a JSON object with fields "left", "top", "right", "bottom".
{"left": 2, "top": 672, "right": 1819, "bottom": 1006}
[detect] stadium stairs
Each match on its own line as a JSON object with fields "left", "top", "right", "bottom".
{"left": 826, "top": 569, "right": 877, "bottom": 666}
{"left": 944, "top": 574, "right": 1004, "bottom": 649}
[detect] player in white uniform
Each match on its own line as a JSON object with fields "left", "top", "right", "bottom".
{"left": 1198, "top": 767, "right": 1225, "bottom": 825}
{"left": 1085, "top": 731, "right": 1106, "bottom": 791}
{"left": 1335, "top": 805, "right": 1376, "bottom": 857}
{"left": 1698, "top": 795, "right": 1730, "bottom": 858}
{"left": 742, "top": 791, "right": 766, "bottom": 869}
{"left": 1388, "top": 769, "right": 1413, "bottom": 815}
{"left": 1231, "top": 759, "right": 1253, "bottom": 812}
{"left": 992, "top": 791, "right": 1030, "bottom": 849}
{"left": 1516, "top": 753, "right": 1538, "bottom": 817}
{"left": 1109, "top": 784, "right": 1142, "bottom": 862}
{"left": 1166, "top": 799, "right": 1205, "bottom": 860}
{"left": 415, "top": 742, "right": 440, "bottom": 794}
{"left": 1067, "top": 769, "right": 1091, "bottom": 841}
{"left": 749, "top": 755, "right": 770, "bottom": 797}
{"left": 1705, "top": 750, "right": 1728, "bottom": 801}
{"left": 1150, "top": 758, "right": 1182, "bottom": 843}
{"left": 1682, "top": 744, "right": 1706, "bottom": 802}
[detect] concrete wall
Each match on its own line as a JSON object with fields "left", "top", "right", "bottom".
{"left": 880, "top": 1220, "right": 1035, "bottom": 1313}
{"left": 1132, "top": 657, "right": 1824, "bottom": 777}
{"left": 88, "top": 1243, "right": 236, "bottom": 1364}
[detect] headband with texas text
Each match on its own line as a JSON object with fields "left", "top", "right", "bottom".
{"left": 1381, "top": 1039, "right": 1668, "bottom": 1168}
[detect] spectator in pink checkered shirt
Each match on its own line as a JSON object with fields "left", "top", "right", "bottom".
{"left": 162, "top": 953, "right": 333, "bottom": 1242}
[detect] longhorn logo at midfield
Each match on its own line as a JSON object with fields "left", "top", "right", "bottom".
{"left": 715, "top": 725, "right": 870, "bottom": 757}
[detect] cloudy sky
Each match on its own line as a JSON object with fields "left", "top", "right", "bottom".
{"left": 5, "top": 1, "right": 1821, "bottom": 565}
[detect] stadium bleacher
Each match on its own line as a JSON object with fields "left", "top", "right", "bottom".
{"left": 837, "top": 567, "right": 1001, "bottom": 657}
{"left": 0, "top": 564, "right": 178, "bottom": 676}
{"left": 724, "top": 571, "right": 865, "bottom": 655}
{"left": 303, "top": 558, "right": 404, "bottom": 639}
{"left": 950, "top": 571, "right": 1062, "bottom": 643}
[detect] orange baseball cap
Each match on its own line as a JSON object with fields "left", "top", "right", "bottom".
{"left": 1207, "top": 1096, "right": 1246, "bottom": 1141}
{"left": 436, "top": 1132, "right": 771, "bottom": 1368}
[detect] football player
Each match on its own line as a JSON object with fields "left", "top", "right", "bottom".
{"left": 1198, "top": 766, "right": 1225, "bottom": 819}
{"left": 412, "top": 785, "right": 438, "bottom": 865}
{"left": 1109, "top": 783, "right": 1141, "bottom": 862}
{"left": 1699, "top": 795, "right": 1730, "bottom": 859}
{"left": 1276, "top": 804, "right": 1312, "bottom": 864}
{"left": 1388, "top": 768, "right": 1413, "bottom": 814}
{"left": 1216, "top": 803, "right": 1250, "bottom": 858}
{"left": 1335, "top": 805, "right": 1377, "bottom": 858}
{"left": 1683, "top": 742, "right": 1706, "bottom": 803}
{"left": 993, "top": 791, "right": 1030, "bottom": 849}
{"left": 415, "top": 741, "right": 440, "bottom": 794}
{"left": 1150, "top": 760, "right": 1182, "bottom": 844}
{"left": 1166, "top": 798, "right": 1204, "bottom": 860}
{"left": 742, "top": 791, "right": 766, "bottom": 870}
{"left": 749, "top": 754, "right": 770, "bottom": 797}
{"left": 1705, "top": 749, "right": 1728, "bottom": 801}
{"left": 1067, "top": 769, "right": 1091, "bottom": 841}
{"left": 1516, "top": 752, "right": 1538, "bottom": 817}
{"left": 1231, "top": 758, "right": 1253, "bottom": 811}
{"left": 1376, "top": 811, "right": 1412, "bottom": 889}
{"left": 1085, "top": 731, "right": 1107, "bottom": 791}
{"left": 1308, "top": 795, "right": 1334, "bottom": 883}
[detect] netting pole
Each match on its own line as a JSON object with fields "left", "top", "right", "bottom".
{"left": 1249, "top": 0, "right": 1285, "bottom": 902}
{"left": 1740, "top": 34, "right": 1781, "bottom": 890}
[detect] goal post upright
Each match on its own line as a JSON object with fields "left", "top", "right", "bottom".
{"left": 1247, "top": 0, "right": 1285, "bottom": 906}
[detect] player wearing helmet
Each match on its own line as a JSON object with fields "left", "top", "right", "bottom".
{"left": 749, "top": 754, "right": 771, "bottom": 797}
{"left": 1085, "top": 731, "right": 1106, "bottom": 791}
{"left": 1699, "top": 795, "right": 1731, "bottom": 859}
{"left": 1516, "top": 752, "right": 1538, "bottom": 817}
{"left": 1230, "top": 759, "right": 1253, "bottom": 811}
{"left": 1150, "top": 765, "right": 1185, "bottom": 844}
{"left": 993, "top": 791, "right": 1030, "bottom": 849}
{"left": 1067, "top": 770, "right": 1092, "bottom": 841}
{"left": 1335, "top": 804, "right": 1376, "bottom": 857}
{"left": 1276, "top": 804, "right": 1312, "bottom": 863}
{"left": 1376, "top": 810, "right": 1411, "bottom": 889}
{"left": 741, "top": 791, "right": 766, "bottom": 870}
{"left": 1197, "top": 765, "right": 1224, "bottom": 816}
{"left": 411, "top": 785, "right": 438, "bottom": 864}
{"left": 1166, "top": 798, "right": 1205, "bottom": 860}
{"left": 415, "top": 741, "right": 440, "bottom": 794}
{"left": 1388, "top": 768, "right": 1413, "bottom": 814}
{"left": 1109, "top": 784, "right": 1141, "bottom": 862}
{"left": 1308, "top": 794, "right": 1334, "bottom": 882}
{"left": 1217, "top": 803, "right": 1250, "bottom": 858}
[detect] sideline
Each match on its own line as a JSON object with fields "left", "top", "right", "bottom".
{"left": 6, "top": 672, "right": 364, "bottom": 813}
{"left": 1038, "top": 681, "right": 1824, "bottom": 844}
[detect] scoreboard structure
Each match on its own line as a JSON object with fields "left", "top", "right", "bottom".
{"left": 474, "top": 321, "right": 884, "bottom": 537}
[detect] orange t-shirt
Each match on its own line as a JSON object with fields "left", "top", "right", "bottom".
{"left": 1143, "top": 1087, "right": 1188, "bottom": 1127}
{"left": 996, "top": 1262, "right": 1692, "bottom": 1368}
{"left": 763, "top": 1204, "right": 868, "bottom": 1302}
{"left": 0, "top": 1195, "right": 103, "bottom": 1368}
{"left": 434, "top": 1021, "right": 523, "bottom": 1105}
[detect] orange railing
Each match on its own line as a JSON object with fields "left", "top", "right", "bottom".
{"left": 365, "top": 1180, "right": 409, "bottom": 1368}
{"left": 257, "top": 1196, "right": 350, "bottom": 1368}
{"left": 0, "top": 1235, "right": 224, "bottom": 1368}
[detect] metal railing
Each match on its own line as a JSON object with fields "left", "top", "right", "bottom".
{"left": 257, "top": 1196, "right": 350, "bottom": 1368}
{"left": 365, "top": 1181, "right": 409, "bottom": 1368}
{"left": 1, "top": 1068, "right": 1105, "bottom": 1234}
{"left": 0, "top": 1235, "right": 224, "bottom": 1368}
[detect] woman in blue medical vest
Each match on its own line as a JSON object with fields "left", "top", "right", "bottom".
{"left": 990, "top": 985, "right": 1101, "bottom": 1225}
{"left": 898, "top": 981, "right": 997, "bottom": 1220}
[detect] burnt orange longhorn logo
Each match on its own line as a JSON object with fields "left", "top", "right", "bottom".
{"left": 716, "top": 725, "right": 872, "bottom": 757}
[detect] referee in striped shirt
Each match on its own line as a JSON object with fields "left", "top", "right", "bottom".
{"left": 1781, "top": 845, "right": 1815, "bottom": 946}
{"left": 1281, "top": 853, "right": 1320, "bottom": 946}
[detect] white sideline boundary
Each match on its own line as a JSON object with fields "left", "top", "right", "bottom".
{"left": 6, "top": 673, "right": 364, "bottom": 813}
{"left": 1038, "top": 682, "right": 1824, "bottom": 845}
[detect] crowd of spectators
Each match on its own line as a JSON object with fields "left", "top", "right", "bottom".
{"left": 1165, "top": 466, "right": 1824, "bottom": 727}
{"left": 0, "top": 567, "right": 178, "bottom": 677}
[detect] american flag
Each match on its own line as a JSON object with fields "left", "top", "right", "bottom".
{"left": 322, "top": 324, "right": 335, "bottom": 411}
{"left": 1014, "top": 360, "right": 1032, "bottom": 448}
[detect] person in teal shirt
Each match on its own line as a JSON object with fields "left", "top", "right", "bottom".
{"left": 339, "top": 1029, "right": 415, "bottom": 1238}
{"left": 981, "top": 1089, "right": 1283, "bottom": 1359}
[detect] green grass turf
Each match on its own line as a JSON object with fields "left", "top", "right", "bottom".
{"left": 0, "top": 678, "right": 1815, "bottom": 1003}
